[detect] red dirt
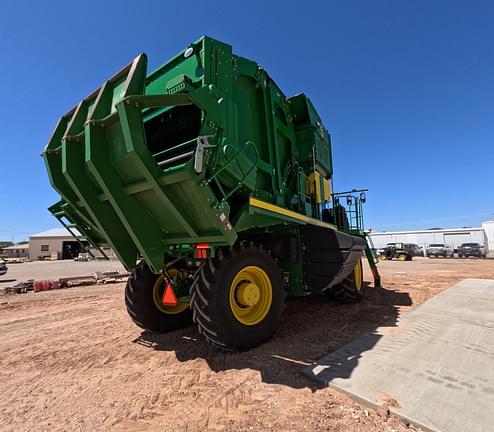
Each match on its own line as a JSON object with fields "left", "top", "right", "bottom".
{"left": 1, "top": 257, "right": 493, "bottom": 431}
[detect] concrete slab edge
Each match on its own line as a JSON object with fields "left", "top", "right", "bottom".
{"left": 303, "top": 366, "right": 441, "bottom": 432}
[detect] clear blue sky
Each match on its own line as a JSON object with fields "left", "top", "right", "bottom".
{"left": 1, "top": 0, "right": 493, "bottom": 242}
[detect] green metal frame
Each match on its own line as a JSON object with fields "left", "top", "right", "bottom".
{"left": 43, "top": 36, "right": 380, "bottom": 290}
{"left": 43, "top": 45, "right": 237, "bottom": 272}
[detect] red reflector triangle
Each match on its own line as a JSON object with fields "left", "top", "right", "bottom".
{"left": 162, "top": 283, "right": 178, "bottom": 306}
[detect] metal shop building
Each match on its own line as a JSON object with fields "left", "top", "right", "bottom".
{"left": 369, "top": 222, "right": 493, "bottom": 252}
{"left": 29, "top": 228, "right": 116, "bottom": 260}
{"left": 29, "top": 228, "right": 85, "bottom": 260}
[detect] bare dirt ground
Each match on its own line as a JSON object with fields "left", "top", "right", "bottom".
{"left": 1, "top": 257, "right": 494, "bottom": 432}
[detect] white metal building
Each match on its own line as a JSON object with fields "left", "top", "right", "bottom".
{"left": 482, "top": 221, "right": 494, "bottom": 252}
{"left": 369, "top": 225, "right": 491, "bottom": 252}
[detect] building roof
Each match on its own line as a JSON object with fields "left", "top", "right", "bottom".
{"left": 30, "top": 228, "right": 80, "bottom": 238}
{"left": 2, "top": 243, "right": 29, "bottom": 250}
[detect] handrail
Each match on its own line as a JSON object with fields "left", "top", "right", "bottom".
{"left": 157, "top": 150, "right": 195, "bottom": 167}
{"left": 152, "top": 137, "right": 198, "bottom": 160}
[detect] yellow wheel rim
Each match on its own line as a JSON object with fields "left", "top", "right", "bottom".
{"left": 398, "top": 254, "right": 407, "bottom": 261}
{"left": 152, "top": 269, "right": 189, "bottom": 315}
{"left": 229, "top": 266, "right": 272, "bottom": 326}
{"left": 379, "top": 255, "right": 386, "bottom": 261}
{"left": 354, "top": 259, "right": 363, "bottom": 291}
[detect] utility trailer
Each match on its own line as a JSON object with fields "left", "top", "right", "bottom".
{"left": 43, "top": 36, "right": 380, "bottom": 351}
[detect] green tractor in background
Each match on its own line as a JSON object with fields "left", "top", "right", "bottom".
{"left": 43, "top": 36, "right": 380, "bottom": 351}
{"left": 378, "top": 243, "right": 417, "bottom": 261}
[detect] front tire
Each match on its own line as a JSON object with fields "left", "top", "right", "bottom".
{"left": 125, "top": 261, "right": 192, "bottom": 333}
{"left": 190, "top": 243, "right": 284, "bottom": 351}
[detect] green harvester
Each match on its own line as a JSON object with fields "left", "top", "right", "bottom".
{"left": 43, "top": 36, "right": 380, "bottom": 351}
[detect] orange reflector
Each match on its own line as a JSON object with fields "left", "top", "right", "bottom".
{"left": 196, "top": 243, "right": 209, "bottom": 249}
{"left": 162, "top": 282, "right": 177, "bottom": 306}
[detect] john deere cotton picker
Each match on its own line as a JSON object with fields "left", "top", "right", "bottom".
{"left": 43, "top": 36, "right": 380, "bottom": 351}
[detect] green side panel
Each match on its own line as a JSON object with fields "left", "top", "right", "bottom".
{"left": 233, "top": 206, "right": 281, "bottom": 232}
{"left": 61, "top": 105, "right": 139, "bottom": 269}
{"left": 85, "top": 120, "right": 170, "bottom": 269}
{"left": 43, "top": 112, "right": 105, "bottom": 235}
{"left": 289, "top": 94, "right": 332, "bottom": 178}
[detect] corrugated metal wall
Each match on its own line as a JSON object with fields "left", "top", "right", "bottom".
{"left": 482, "top": 221, "right": 494, "bottom": 251}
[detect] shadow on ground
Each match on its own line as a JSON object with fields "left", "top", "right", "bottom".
{"left": 134, "top": 282, "right": 412, "bottom": 390}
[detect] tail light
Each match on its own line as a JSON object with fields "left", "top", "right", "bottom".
{"left": 194, "top": 243, "right": 210, "bottom": 259}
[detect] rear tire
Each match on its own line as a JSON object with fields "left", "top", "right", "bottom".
{"left": 332, "top": 259, "right": 364, "bottom": 303}
{"left": 125, "top": 261, "right": 192, "bottom": 333}
{"left": 190, "top": 243, "right": 284, "bottom": 351}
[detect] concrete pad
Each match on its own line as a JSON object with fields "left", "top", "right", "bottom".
{"left": 305, "top": 279, "right": 494, "bottom": 432}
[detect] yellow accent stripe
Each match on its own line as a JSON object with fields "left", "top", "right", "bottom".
{"left": 249, "top": 197, "right": 336, "bottom": 230}
{"left": 322, "top": 178, "right": 331, "bottom": 201}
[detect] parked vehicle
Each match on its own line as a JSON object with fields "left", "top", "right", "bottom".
{"left": 378, "top": 243, "right": 415, "bottom": 261}
{"left": 457, "top": 243, "right": 486, "bottom": 258}
{"left": 409, "top": 243, "right": 424, "bottom": 257}
{"left": 0, "top": 259, "right": 8, "bottom": 276}
{"left": 74, "top": 252, "right": 91, "bottom": 262}
{"left": 426, "top": 244, "right": 454, "bottom": 258}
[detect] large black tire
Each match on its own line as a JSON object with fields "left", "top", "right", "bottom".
{"left": 332, "top": 259, "right": 364, "bottom": 303}
{"left": 125, "top": 261, "right": 192, "bottom": 333}
{"left": 190, "top": 243, "right": 284, "bottom": 351}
